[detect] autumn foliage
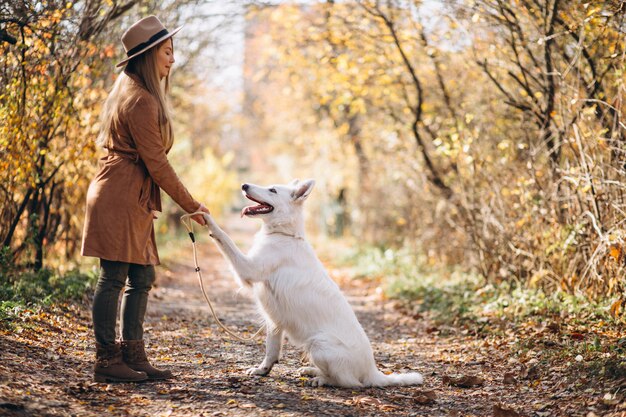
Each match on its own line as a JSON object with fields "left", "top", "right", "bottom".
{"left": 1, "top": 3, "right": 625, "bottom": 414}
{"left": 1, "top": 0, "right": 625, "bottom": 308}
{"left": 0, "top": 1, "right": 131, "bottom": 273}
{"left": 242, "top": 0, "right": 626, "bottom": 304}
{"left": 0, "top": 1, "right": 237, "bottom": 277}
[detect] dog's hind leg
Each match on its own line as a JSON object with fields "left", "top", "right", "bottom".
{"left": 246, "top": 324, "right": 283, "bottom": 376}
{"left": 297, "top": 366, "right": 321, "bottom": 377}
{"left": 329, "top": 371, "right": 363, "bottom": 388}
{"left": 309, "top": 343, "right": 363, "bottom": 388}
{"left": 308, "top": 375, "right": 331, "bottom": 387}
{"left": 306, "top": 369, "right": 361, "bottom": 388}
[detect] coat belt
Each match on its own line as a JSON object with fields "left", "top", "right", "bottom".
{"left": 106, "top": 149, "right": 162, "bottom": 214}
{"left": 108, "top": 149, "right": 140, "bottom": 164}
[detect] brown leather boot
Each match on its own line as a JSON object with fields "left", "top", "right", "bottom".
{"left": 94, "top": 343, "right": 148, "bottom": 383}
{"left": 121, "top": 340, "right": 174, "bottom": 380}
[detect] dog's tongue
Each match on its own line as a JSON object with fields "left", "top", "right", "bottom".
{"left": 241, "top": 205, "right": 261, "bottom": 217}
{"left": 241, "top": 204, "right": 273, "bottom": 217}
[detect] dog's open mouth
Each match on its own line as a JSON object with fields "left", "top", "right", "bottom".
{"left": 241, "top": 194, "right": 274, "bottom": 217}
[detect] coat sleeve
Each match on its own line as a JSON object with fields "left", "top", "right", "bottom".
{"left": 127, "top": 94, "right": 200, "bottom": 214}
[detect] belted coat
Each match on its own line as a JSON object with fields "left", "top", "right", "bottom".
{"left": 81, "top": 72, "right": 200, "bottom": 265}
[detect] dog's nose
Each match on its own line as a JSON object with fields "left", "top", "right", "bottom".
{"left": 241, "top": 184, "right": 249, "bottom": 191}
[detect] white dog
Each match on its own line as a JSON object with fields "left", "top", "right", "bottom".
{"left": 203, "top": 179, "right": 423, "bottom": 388}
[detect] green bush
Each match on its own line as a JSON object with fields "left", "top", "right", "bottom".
{"left": 0, "top": 300, "right": 23, "bottom": 323}
{"left": 0, "top": 266, "right": 98, "bottom": 328}
{"left": 1, "top": 268, "right": 97, "bottom": 304}
{"left": 49, "top": 269, "right": 97, "bottom": 302}
{"left": 11, "top": 268, "right": 56, "bottom": 303}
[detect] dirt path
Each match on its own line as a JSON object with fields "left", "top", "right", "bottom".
{"left": 0, "top": 219, "right": 622, "bottom": 416}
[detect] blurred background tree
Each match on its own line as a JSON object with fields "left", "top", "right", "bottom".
{"left": 240, "top": 0, "right": 626, "bottom": 301}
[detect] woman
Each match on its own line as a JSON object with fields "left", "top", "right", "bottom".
{"left": 81, "top": 16, "right": 209, "bottom": 383}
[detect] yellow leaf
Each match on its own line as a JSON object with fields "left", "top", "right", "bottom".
{"left": 529, "top": 270, "right": 549, "bottom": 288}
{"left": 609, "top": 243, "right": 622, "bottom": 263}
{"left": 609, "top": 298, "right": 623, "bottom": 318}
{"left": 586, "top": 6, "right": 601, "bottom": 17}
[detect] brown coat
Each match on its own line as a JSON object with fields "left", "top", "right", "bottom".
{"left": 81, "top": 73, "right": 199, "bottom": 265}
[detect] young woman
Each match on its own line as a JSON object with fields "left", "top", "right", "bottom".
{"left": 81, "top": 16, "right": 209, "bottom": 383}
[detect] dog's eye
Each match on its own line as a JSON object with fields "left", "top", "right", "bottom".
{"left": 269, "top": 188, "right": 277, "bottom": 194}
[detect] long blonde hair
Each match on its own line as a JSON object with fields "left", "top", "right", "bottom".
{"left": 97, "top": 39, "right": 174, "bottom": 152}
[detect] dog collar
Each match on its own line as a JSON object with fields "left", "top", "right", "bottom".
{"left": 266, "top": 231, "right": 305, "bottom": 240}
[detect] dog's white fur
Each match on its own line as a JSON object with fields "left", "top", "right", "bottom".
{"left": 203, "top": 179, "right": 423, "bottom": 388}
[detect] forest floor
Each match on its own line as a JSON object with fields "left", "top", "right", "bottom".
{"left": 1, "top": 218, "right": 625, "bottom": 417}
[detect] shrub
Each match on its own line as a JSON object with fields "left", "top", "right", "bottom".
{"left": 0, "top": 267, "right": 97, "bottom": 328}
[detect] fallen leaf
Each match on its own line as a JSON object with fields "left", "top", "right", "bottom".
{"left": 503, "top": 372, "right": 517, "bottom": 384}
{"left": 602, "top": 392, "right": 621, "bottom": 406}
{"left": 346, "top": 395, "right": 399, "bottom": 410}
{"left": 348, "top": 396, "right": 382, "bottom": 407}
{"left": 442, "top": 375, "right": 484, "bottom": 388}
{"left": 520, "top": 364, "right": 540, "bottom": 380}
{"left": 413, "top": 389, "right": 437, "bottom": 404}
{"left": 493, "top": 404, "right": 522, "bottom": 417}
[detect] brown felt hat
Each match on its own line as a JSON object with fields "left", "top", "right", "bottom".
{"left": 116, "top": 15, "right": 182, "bottom": 68}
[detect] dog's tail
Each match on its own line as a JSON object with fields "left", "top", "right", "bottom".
{"left": 368, "top": 369, "right": 424, "bottom": 387}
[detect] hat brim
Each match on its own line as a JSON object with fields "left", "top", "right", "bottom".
{"left": 115, "top": 25, "right": 183, "bottom": 68}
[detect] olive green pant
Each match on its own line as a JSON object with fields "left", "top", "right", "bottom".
{"left": 92, "top": 259, "right": 156, "bottom": 346}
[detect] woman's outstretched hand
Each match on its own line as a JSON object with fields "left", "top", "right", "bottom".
{"left": 192, "top": 203, "right": 211, "bottom": 226}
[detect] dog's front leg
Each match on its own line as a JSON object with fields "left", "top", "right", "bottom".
{"left": 246, "top": 325, "right": 283, "bottom": 376}
{"left": 203, "top": 214, "right": 258, "bottom": 283}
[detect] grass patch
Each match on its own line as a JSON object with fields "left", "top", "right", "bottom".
{"left": 340, "top": 245, "right": 487, "bottom": 325}
{"left": 337, "top": 245, "right": 626, "bottom": 381}
{"left": 339, "top": 245, "right": 622, "bottom": 325}
{"left": 0, "top": 265, "right": 97, "bottom": 330}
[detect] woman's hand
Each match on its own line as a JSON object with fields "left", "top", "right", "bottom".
{"left": 192, "top": 203, "right": 210, "bottom": 226}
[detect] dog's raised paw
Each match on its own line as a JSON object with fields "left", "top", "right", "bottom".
{"left": 245, "top": 366, "right": 270, "bottom": 376}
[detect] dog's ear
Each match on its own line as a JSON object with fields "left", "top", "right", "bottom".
{"left": 292, "top": 179, "right": 315, "bottom": 202}
{"left": 290, "top": 178, "right": 300, "bottom": 186}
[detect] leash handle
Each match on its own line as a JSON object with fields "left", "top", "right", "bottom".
{"left": 180, "top": 212, "right": 264, "bottom": 342}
